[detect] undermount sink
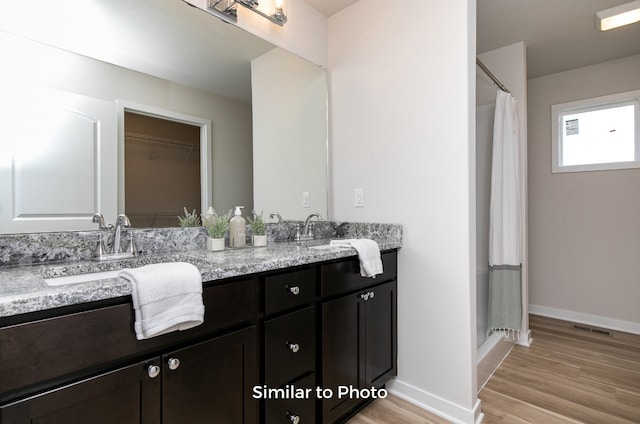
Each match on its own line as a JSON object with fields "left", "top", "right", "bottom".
{"left": 44, "top": 270, "right": 122, "bottom": 286}
{"left": 42, "top": 253, "right": 212, "bottom": 287}
{"left": 308, "top": 244, "right": 352, "bottom": 251}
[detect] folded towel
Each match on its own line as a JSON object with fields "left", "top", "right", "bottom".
{"left": 329, "top": 239, "right": 383, "bottom": 278}
{"left": 119, "top": 262, "right": 204, "bottom": 340}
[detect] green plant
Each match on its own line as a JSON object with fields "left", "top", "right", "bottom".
{"left": 202, "top": 208, "right": 230, "bottom": 238}
{"left": 177, "top": 207, "right": 201, "bottom": 227}
{"left": 248, "top": 210, "right": 266, "bottom": 235}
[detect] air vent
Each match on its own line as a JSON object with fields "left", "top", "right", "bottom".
{"left": 572, "top": 324, "right": 611, "bottom": 336}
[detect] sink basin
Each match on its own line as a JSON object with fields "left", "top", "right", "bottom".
{"left": 309, "top": 244, "right": 352, "bottom": 251}
{"left": 42, "top": 253, "right": 214, "bottom": 287}
{"left": 45, "top": 270, "right": 122, "bottom": 286}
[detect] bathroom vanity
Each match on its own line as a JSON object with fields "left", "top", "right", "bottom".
{"left": 0, "top": 224, "right": 400, "bottom": 424}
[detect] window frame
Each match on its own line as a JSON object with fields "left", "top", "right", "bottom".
{"left": 551, "top": 89, "right": 640, "bottom": 173}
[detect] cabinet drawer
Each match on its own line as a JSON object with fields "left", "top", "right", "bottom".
{"left": 264, "top": 307, "right": 315, "bottom": 387}
{"left": 264, "top": 373, "right": 316, "bottom": 424}
{"left": 0, "top": 278, "right": 256, "bottom": 400}
{"left": 264, "top": 267, "right": 315, "bottom": 315}
{"left": 320, "top": 251, "right": 397, "bottom": 298}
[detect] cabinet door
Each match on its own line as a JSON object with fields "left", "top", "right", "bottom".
{"left": 161, "top": 327, "right": 257, "bottom": 424}
{"left": 321, "top": 293, "right": 365, "bottom": 424}
{"left": 0, "top": 359, "right": 161, "bottom": 424}
{"left": 365, "top": 280, "right": 397, "bottom": 388}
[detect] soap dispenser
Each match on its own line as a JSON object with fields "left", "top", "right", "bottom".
{"left": 229, "top": 206, "right": 246, "bottom": 248}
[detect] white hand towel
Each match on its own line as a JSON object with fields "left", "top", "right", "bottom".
{"left": 119, "top": 262, "right": 205, "bottom": 340}
{"left": 329, "top": 239, "right": 383, "bottom": 278}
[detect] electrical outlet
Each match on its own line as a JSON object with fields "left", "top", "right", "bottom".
{"left": 302, "top": 191, "right": 310, "bottom": 208}
{"left": 354, "top": 188, "right": 364, "bottom": 207}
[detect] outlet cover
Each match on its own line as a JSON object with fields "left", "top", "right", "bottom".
{"left": 302, "top": 191, "right": 310, "bottom": 208}
{"left": 354, "top": 188, "right": 364, "bottom": 207}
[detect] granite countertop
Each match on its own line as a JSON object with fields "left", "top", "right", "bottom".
{"left": 0, "top": 238, "right": 401, "bottom": 318}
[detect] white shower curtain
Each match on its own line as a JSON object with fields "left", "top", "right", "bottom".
{"left": 488, "top": 90, "right": 522, "bottom": 340}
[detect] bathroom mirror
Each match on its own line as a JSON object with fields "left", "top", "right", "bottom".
{"left": 0, "top": 0, "right": 328, "bottom": 234}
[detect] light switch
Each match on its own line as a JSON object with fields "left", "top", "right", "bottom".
{"left": 354, "top": 188, "right": 364, "bottom": 207}
{"left": 302, "top": 191, "right": 310, "bottom": 208}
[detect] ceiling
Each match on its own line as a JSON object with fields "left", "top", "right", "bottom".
{"left": 306, "top": 0, "right": 640, "bottom": 79}
{"left": 302, "top": 0, "right": 359, "bottom": 16}
{"left": 477, "top": 0, "right": 640, "bottom": 79}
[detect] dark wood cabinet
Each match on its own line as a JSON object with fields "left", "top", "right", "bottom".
{"left": 320, "top": 252, "right": 397, "bottom": 424}
{"left": 260, "top": 267, "right": 317, "bottom": 424}
{"left": 321, "top": 289, "right": 365, "bottom": 422}
{"left": 162, "top": 327, "right": 257, "bottom": 424}
{"left": 0, "top": 327, "right": 256, "bottom": 424}
{"left": 0, "top": 358, "right": 161, "bottom": 424}
{"left": 0, "top": 250, "right": 397, "bottom": 424}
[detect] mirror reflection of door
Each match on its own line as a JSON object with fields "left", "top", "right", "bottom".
{"left": 124, "top": 112, "right": 201, "bottom": 228}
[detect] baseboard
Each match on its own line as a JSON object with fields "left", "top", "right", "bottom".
{"left": 529, "top": 304, "right": 640, "bottom": 335}
{"left": 387, "top": 379, "right": 483, "bottom": 424}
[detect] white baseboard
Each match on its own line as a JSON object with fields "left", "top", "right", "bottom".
{"left": 529, "top": 304, "right": 640, "bottom": 335}
{"left": 387, "top": 379, "right": 483, "bottom": 424}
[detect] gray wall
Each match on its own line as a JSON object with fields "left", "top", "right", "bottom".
{"left": 528, "top": 53, "right": 640, "bottom": 330}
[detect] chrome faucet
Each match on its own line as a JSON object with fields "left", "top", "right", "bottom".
{"left": 297, "top": 212, "right": 322, "bottom": 241}
{"left": 92, "top": 213, "right": 136, "bottom": 260}
{"left": 92, "top": 212, "right": 113, "bottom": 230}
{"left": 112, "top": 214, "right": 131, "bottom": 254}
{"left": 270, "top": 212, "right": 283, "bottom": 223}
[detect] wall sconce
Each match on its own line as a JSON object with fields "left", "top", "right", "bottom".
{"left": 596, "top": 0, "right": 640, "bottom": 31}
{"left": 206, "top": 0, "right": 287, "bottom": 26}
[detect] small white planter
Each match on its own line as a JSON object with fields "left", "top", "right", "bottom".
{"left": 207, "top": 237, "right": 225, "bottom": 251}
{"left": 252, "top": 234, "right": 267, "bottom": 247}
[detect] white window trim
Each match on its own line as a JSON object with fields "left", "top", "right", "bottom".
{"left": 551, "top": 89, "right": 640, "bottom": 173}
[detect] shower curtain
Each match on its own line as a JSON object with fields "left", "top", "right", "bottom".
{"left": 488, "top": 90, "right": 522, "bottom": 340}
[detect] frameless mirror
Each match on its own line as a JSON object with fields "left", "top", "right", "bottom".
{"left": 0, "top": 0, "right": 328, "bottom": 234}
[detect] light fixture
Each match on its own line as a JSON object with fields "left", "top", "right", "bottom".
{"left": 206, "top": 0, "right": 287, "bottom": 26}
{"left": 596, "top": 0, "right": 640, "bottom": 31}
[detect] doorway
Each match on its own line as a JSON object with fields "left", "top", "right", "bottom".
{"left": 117, "top": 101, "right": 213, "bottom": 228}
{"left": 124, "top": 112, "right": 201, "bottom": 227}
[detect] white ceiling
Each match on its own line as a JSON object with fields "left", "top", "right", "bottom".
{"left": 302, "top": 0, "right": 359, "bottom": 16}
{"left": 478, "top": 0, "right": 640, "bottom": 78}
{"left": 306, "top": 0, "right": 640, "bottom": 79}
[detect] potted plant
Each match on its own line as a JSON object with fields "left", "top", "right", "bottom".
{"left": 248, "top": 210, "right": 267, "bottom": 247}
{"left": 202, "top": 208, "right": 230, "bottom": 251}
{"left": 177, "top": 207, "right": 201, "bottom": 227}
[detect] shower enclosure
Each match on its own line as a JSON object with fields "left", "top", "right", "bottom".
{"left": 475, "top": 43, "right": 530, "bottom": 390}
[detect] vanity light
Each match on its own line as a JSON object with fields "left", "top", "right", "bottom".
{"left": 596, "top": 0, "right": 640, "bottom": 31}
{"left": 206, "top": 0, "right": 287, "bottom": 26}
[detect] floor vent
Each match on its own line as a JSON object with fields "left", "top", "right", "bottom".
{"left": 572, "top": 324, "right": 611, "bottom": 336}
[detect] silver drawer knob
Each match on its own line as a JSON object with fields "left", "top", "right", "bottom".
{"left": 287, "top": 413, "right": 300, "bottom": 424}
{"left": 360, "top": 292, "right": 370, "bottom": 301}
{"left": 369, "top": 291, "right": 375, "bottom": 299}
{"left": 288, "top": 286, "right": 300, "bottom": 295}
{"left": 147, "top": 364, "right": 160, "bottom": 379}
{"left": 287, "top": 342, "right": 300, "bottom": 353}
{"left": 167, "top": 357, "right": 180, "bottom": 370}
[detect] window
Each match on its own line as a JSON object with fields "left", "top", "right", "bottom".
{"left": 551, "top": 90, "right": 640, "bottom": 173}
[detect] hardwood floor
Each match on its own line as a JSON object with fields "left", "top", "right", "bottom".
{"left": 349, "top": 314, "right": 640, "bottom": 423}
{"left": 347, "top": 394, "right": 451, "bottom": 424}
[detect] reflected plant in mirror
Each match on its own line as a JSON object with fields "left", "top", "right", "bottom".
{"left": 177, "top": 208, "right": 202, "bottom": 227}
{"left": 248, "top": 210, "right": 266, "bottom": 236}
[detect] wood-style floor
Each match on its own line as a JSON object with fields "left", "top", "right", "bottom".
{"left": 348, "top": 314, "right": 640, "bottom": 423}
